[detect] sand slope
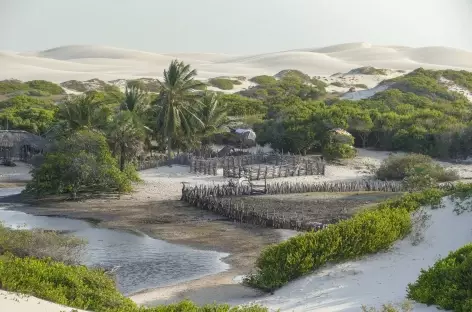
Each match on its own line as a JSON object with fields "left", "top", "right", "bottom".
{"left": 0, "top": 290, "right": 88, "bottom": 312}
{"left": 229, "top": 198, "right": 472, "bottom": 311}
{"left": 1, "top": 42, "right": 472, "bottom": 83}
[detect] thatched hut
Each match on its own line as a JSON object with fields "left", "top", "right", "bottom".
{"left": 0, "top": 130, "right": 47, "bottom": 162}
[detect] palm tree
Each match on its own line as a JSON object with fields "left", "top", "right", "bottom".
{"left": 156, "top": 60, "right": 205, "bottom": 160}
{"left": 196, "top": 92, "right": 228, "bottom": 156}
{"left": 121, "top": 86, "right": 149, "bottom": 115}
{"left": 57, "top": 93, "right": 111, "bottom": 132}
{"left": 107, "top": 111, "right": 145, "bottom": 171}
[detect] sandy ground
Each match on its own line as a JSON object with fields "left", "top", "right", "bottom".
{"left": 2, "top": 149, "right": 472, "bottom": 311}
{"left": 0, "top": 290, "right": 88, "bottom": 312}
{"left": 1, "top": 43, "right": 472, "bottom": 82}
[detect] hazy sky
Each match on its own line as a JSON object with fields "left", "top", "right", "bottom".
{"left": 1, "top": 0, "right": 471, "bottom": 54}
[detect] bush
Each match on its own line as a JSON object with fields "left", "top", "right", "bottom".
{"left": 24, "top": 130, "right": 133, "bottom": 198}
{"left": 376, "top": 154, "right": 459, "bottom": 184}
{"left": 250, "top": 75, "right": 277, "bottom": 85}
{"left": 26, "top": 80, "right": 65, "bottom": 95}
{"left": 0, "top": 224, "right": 85, "bottom": 264}
{"left": 407, "top": 244, "right": 472, "bottom": 312}
{"left": 322, "top": 131, "right": 356, "bottom": 160}
{"left": 245, "top": 188, "right": 452, "bottom": 291}
{"left": 354, "top": 83, "right": 369, "bottom": 89}
{"left": 0, "top": 254, "right": 268, "bottom": 312}
{"left": 208, "top": 78, "right": 235, "bottom": 90}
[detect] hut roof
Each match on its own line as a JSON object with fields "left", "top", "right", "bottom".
{"left": 0, "top": 130, "right": 47, "bottom": 149}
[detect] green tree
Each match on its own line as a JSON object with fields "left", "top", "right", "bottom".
{"left": 107, "top": 111, "right": 145, "bottom": 171}
{"left": 56, "top": 93, "right": 112, "bottom": 132}
{"left": 156, "top": 60, "right": 205, "bottom": 160}
{"left": 24, "top": 130, "right": 132, "bottom": 198}
{"left": 196, "top": 92, "right": 228, "bottom": 154}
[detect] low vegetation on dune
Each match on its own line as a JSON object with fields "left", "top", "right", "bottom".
{"left": 407, "top": 243, "right": 472, "bottom": 312}
{"left": 208, "top": 77, "right": 241, "bottom": 90}
{"left": 348, "top": 66, "right": 389, "bottom": 75}
{"left": 249, "top": 75, "right": 277, "bottom": 85}
{"left": 0, "top": 79, "right": 65, "bottom": 95}
{"left": 244, "top": 184, "right": 471, "bottom": 291}
{"left": 440, "top": 69, "right": 472, "bottom": 92}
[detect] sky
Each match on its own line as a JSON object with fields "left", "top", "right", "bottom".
{"left": 1, "top": 0, "right": 471, "bottom": 54}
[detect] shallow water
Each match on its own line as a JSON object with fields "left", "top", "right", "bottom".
{"left": 0, "top": 188, "right": 229, "bottom": 295}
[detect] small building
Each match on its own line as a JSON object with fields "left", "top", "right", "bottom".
{"left": 0, "top": 130, "right": 47, "bottom": 162}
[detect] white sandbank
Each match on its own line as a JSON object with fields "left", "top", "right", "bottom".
{"left": 0, "top": 290, "right": 88, "bottom": 312}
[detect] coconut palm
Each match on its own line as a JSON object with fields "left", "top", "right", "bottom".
{"left": 57, "top": 93, "right": 111, "bottom": 132}
{"left": 196, "top": 92, "right": 228, "bottom": 156}
{"left": 156, "top": 60, "right": 205, "bottom": 160}
{"left": 107, "top": 111, "right": 145, "bottom": 171}
{"left": 121, "top": 86, "right": 149, "bottom": 115}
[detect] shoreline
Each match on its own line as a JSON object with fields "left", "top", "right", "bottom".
{"left": 0, "top": 190, "right": 278, "bottom": 305}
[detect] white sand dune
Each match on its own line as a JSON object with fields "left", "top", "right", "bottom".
{"left": 229, "top": 198, "right": 472, "bottom": 312}
{"left": 2, "top": 42, "right": 472, "bottom": 83}
{"left": 0, "top": 290, "right": 88, "bottom": 312}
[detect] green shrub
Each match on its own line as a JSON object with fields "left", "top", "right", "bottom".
{"left": 24, "top": 130, "right": 133, "bottom": 198}
{"left": 0, "top": 254, "right": 268, "bottom": 312}
{"left": 407, "top": 244, "right": 472, "bottom": 312}
{"left": 27, "top": 89, "right": 51, "bottom": 96}
{"left": 61, "top": 80, "right": 88, "bottom": 92}
{"left": 376, "top": 154, "right": 459, "bottom": 183}
{"left": 0, "top": 224, "right": 85, "bottom": 264}
{"left": 208, "top": 78, "right": 234, "bottom": 90}
{"left": 250, "top": 75, "right": 277, "bottom": 85}
{"left": 245, "top": 207, "right": 412, "bottom": 291}
{"left": 322, "top": 131, "right": 356, "bottom": 160}
{"left": 354, "top": 83, "right": 369, "bottom": 89}
{"left": 245, "top": 187, "right": 455, "bottom": 291}
{"left": 26, "top": 80, "right": 65, "bottom": 95}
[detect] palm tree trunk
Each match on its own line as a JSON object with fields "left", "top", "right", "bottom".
{"left": 120, "top": 144, "right": 125, "bottom": 171}
{"left": 166, "top": 137, "right": 173, "bottom": 166}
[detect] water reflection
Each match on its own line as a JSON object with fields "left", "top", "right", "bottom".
{"left": 0, "top": 188, "right": 229, "bottom": 295}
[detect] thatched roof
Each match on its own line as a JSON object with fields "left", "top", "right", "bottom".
{"left": 0, "top": 130, "right": 47, "bottom": 149}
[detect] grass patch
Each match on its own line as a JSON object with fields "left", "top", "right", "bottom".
{"left": 354, "top": 83, "right": 368, "bottom": 89}
{"left": 330, "top": 81, "right": 347, "bottom": 87}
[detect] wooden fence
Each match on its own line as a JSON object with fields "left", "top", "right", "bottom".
{"left": 181, "top": 192, "right": 330, "bottom": 232}
{"left": 222, "top": 160, "right": 325, "bottom": 180}
{"left": 189, "top": 152, "right": 324, "bottom": 176}
{"left": 181, "top": 179, "right": 407, "bottom": 199}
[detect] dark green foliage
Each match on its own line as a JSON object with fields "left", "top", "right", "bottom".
{"left": 354, "top": 83, "right": 369, "bottom": 89}
{"left": 245, "top": 188, "right": 451, "bottom": 291}
{"left": 407, "top": 244, "right": 472, "bottom": 312}
{"left": 250, "top": 75, "right": 277, "bottom": 85}
{"left": 24, "top": 130, "right": 133, "bottom": 198}
{"left": 208, "top": 78, "right": 235, "bottom": 90}
{"left": 0, "top": 254, "right": 268, "bottom": 312}
{"left": 349, "top": 67, "right": 388, "bottom": 75}
{"left": 275, "top": 69, "right": 311, "bottom": 83}
{"left": 376, "top": 154, "right": 459, "bottom": 183}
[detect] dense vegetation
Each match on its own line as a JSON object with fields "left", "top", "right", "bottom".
{"left": 0, "top": 79, "right": 65, "bottom": 95}
{"left": 407, "top": 244, "right": 472, "bottom": 312}
{"left": 244, "top": 185, "right": 468, "bottom": 291}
